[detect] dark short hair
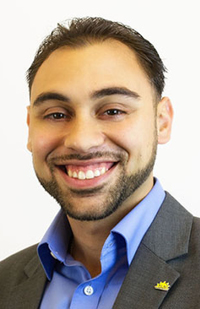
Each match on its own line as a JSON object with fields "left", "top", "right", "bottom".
{"left": 27, "top": 17, "right": 166, "bottom": 98}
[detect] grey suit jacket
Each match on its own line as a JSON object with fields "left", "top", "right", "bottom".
{"left": 1, "top": 193, "right": 200, "bottom": 308}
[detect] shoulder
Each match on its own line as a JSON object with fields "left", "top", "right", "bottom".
{"left": 191, "top": 216, "right": 200, "bottom": 229}
{"left": 0, "top": 244, "right": 38, "bottom": 270}
{"left": 163, "top": 192, "right": 200, "bottom": 251}
{"left": 0, "top": 244, "right": 39, "bottom": 289}
{"left": 0, "top": 245, "right": 46, "bottom": 308}
{"left": 165, "top": 192, "right": 200, "bottom": 242}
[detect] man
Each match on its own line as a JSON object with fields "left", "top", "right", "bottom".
{"left": 0, "top": 17, "right": 199, "bottom": 309}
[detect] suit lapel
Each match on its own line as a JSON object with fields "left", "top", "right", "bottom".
{"left": 113, "top": 243, "right": 180, "bottom": 309}
{"left": 114, "top": 193, "right": 193, "bottom": 309}
{"left": 7, "top": 254, "right": 47, "bottom": 309}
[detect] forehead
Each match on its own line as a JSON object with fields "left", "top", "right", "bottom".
{"left": 31, "top": 39, "right": 153, "bottom": 102}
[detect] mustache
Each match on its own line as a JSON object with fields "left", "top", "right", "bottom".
{"left": 48, "top": 151, "right": 126, "bottom": 164}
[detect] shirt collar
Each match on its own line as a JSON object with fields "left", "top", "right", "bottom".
{"left": 38, "top": 178, "right": 165, "bottom": 279}
{"left": 38, "top": 210, "right": 72, "bottom": 280}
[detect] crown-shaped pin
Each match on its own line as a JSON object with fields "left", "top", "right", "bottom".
{"left": 154, "top": 281, "right": 170, "bottom": 291}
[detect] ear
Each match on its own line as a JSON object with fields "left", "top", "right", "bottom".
{"left": 26, "top": 106, "right": 32, "bottom": 152}
{"left": 157, "top": 97, "right": 173, "bottom": 144}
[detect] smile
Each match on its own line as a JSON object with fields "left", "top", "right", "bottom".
{"left": 67, "top": 167, "right": 108, "bottom": 180}
{"left": 64, "top": 162, "right": 115, "bottom": 180}
{"left": 53, "top": 157, "right": 120, "bottom": 189}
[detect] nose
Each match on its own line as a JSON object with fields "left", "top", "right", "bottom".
{"left": 64, "top": 116, "right": 105, "bottom": 153}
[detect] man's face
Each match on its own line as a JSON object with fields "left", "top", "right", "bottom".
{"left": 27, "top": 40, "right": 162, "bottom": 221}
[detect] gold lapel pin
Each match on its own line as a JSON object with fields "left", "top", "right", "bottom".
{"left": 154, "top": 281, "right": 171, "bottom": 291}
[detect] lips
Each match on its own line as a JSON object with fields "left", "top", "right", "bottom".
{"left": 53, "top": 156, "right": 119, "bottom": 189}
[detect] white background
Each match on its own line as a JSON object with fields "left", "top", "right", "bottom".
{"left": 0, "top": 0, "right": 200, "bottom": 260}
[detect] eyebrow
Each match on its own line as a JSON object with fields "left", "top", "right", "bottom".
{"left": 32, "top": 87, "right": 140, "bottom": 107}
{"left": 33, "top": 92, "right": 70, "bottom": 107}
{"left": 91, "top": 87, "right": 140, "bottom": 100}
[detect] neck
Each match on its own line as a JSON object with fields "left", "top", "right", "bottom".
{"left": 67, "top": 176, "right": 154, "bottom": 277}
{"left": 68, "top": 217, "right": 113, "bottom": 277}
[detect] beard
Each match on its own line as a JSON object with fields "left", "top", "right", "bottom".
{"left": 35, "top": 134, "right": 157, "bottom": 222}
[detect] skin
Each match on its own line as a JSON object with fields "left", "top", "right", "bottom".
{"left": 27, "top": 39, "right": 173, "bottom": 276}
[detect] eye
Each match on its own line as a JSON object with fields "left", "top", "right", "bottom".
{"left": 98, "top": 106, "right": 128, "bottom": 121}
{"left": 47, "top": 112, "right": 67, "bottom": 119}
{"left": 44, "top": 111, "right": 72, "bottom": 121}
{"left": 104, "top": 109, "right": 125, "bottom": 116}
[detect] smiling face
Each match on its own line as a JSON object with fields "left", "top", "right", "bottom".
{"left": 27, "top": 39, "right": 172, "bottom": 222}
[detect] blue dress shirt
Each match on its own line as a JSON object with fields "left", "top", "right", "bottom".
{"left": 38, "top": 179, "right": 165, "bottom": 308}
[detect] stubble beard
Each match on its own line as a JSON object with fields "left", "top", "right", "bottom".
{"left": 35, "top": 136, "right": 157, "bottom": 222}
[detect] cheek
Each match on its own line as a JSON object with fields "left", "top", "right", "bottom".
{"left": 30, "top": 130, "right": 61, "bottom": 180}
{"left": 107, "top": 119, "right": 154, "bottom": 153}
{"left": 107, "top": 117, "right": 157, "bottom": 167}
{"left": 31, "top": 130, "right": 59, "bottom": 160}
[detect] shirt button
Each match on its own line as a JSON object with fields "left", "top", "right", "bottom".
{"left": 84, "top": 285, "right": 94, "bottom": 296}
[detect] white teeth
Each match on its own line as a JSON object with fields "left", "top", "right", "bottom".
{"left": 72, "top": 171, "right": 78, "bottom": 178}
{"left": 67, "top": 167, "right": 108, "bottom": 180}
{"left": 78, "top": 171, "right": 85, "bottom": 180}
{"left": 86, "top": 170, "right": 94, "bottom": 179}
{"left": 68, "top": 170, "right": 73, "bottom": 177}
{"left": 94, "top": 169, "right": 101, "bottom": 177}
{"left": 100, "top": 167, "right": 106, "bottom": 175}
